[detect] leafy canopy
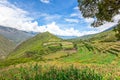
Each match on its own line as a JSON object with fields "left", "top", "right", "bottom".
{"left": 78, "top": 0, "right": 120, "bottom": 27}
{"left": 78, "top": 0, "right": 120, "bottom": 39}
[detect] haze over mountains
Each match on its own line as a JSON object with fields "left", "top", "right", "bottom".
{"left": 0, "top": 34, "right": 15, "bottom": 59}
{"left": 0, "top": 26, "right": 36, "bottom": 44}
{"left": 0, "top": 25, "right": 118, "bottom": 59}
{"left": 0, "top": 26, "right": 37, "bottom": 59}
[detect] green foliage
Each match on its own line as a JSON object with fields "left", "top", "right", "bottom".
{"left": 0, "top": 58, "right": 32, "bottom": 68}
{"left": 114, "top": 24, "right": 120, "bottom": 40}
{"left": 78, "top": 0, "right": 120, "bottom": 27}
{"left": 60, "top": 41, "right": 120, "bottom": 65}
{"left": 78, "top": 0, "right": 120, "bottom": 39}
{"left": 0, "top": 65, "right": 103, "bottom": 80}
{"left": 48, "top": 45, "right": 62, "bottom": 52}
{"left": 0, "top": 35, "right": 15, "bottom": 59}
{"left": 73, "top": 43, "right": 77, "bottom": 49}
{"left": 8, "top": 32, "right": 62, "bottom": 59}
{"left": 88, "top": 30, "right": 117, "bottom": 42}
{"left": 72, "top": 28, "right": 118, "bottom": 42}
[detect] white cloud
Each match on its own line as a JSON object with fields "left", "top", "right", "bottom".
{"left": 113, "top": 14, "right": 120, "bottom": 22}
{"left": 40, "top": 0, "right": 50, "bottom": 4}
{"left": 0, "top": 1, "right": 38, "bottom": 32}
{"left": 37, "top": 22, "right": 97, "bottom": 36}
{"left": 1, "top": 0, "right": 119, "bottom": 37}
{"left": 0, "top": 1, "right": 97, "bottom": 37}
{"left": 85, "top": 18, "right": 94, "bottom": 23}
{"left": 41, "top": 13, "right": 61, "bottom": 21}
{"left": 87, "top": 14, "right": 120, "bottom": 32}
{"left": 65, "top": 18, "right": 79, "bottom": 23}
{"left": 70, "top": 13, "right": 79, "bottom": 17}
{"left": 73, "top": 6, "right": 79, "bottom": 10}
{"left": 94, "top": 13, "right": 120, "bottom": 32}
{"left": 96, "top": 22, "right": 117, "bottom": 32}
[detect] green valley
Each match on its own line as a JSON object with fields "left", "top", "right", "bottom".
{"left": 0, "top": 0, "right": 120, "bottom": 79}
{"left": 0, "top": 28, "right": 120, "bottom": 79}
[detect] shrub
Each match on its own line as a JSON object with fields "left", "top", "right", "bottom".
{"left": 0, "top": 65, "right": 103, "bottom": 80}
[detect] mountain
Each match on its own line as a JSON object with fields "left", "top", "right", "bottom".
{"left": 88, "top": 30, "right": 117, "bottom": 42}
{"left": 73, "top": 34, "right": 96, "bottom": 40}
{"left": 8, "top": 32, "right": 62, "bottom": 59}
{"left": 0, "top": 35, "right": 15, "bottom": 59}
{"left": 73, "top": 27, "right": 117, "bottom": 42}
{"left": 0, "top": 26, "right": 36, "bottom": 44}
{"left": 58, "top": 36, "right": 77, "bottom": 39}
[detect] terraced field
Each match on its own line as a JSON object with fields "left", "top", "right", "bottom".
{"left": 42, "top": 41, "right": 76, "bottom": 60}
{"left": 0, "top": 32, "right": 120, "bottom": 79}
{"left": 0, "top": 41, "right": 120, "bottom": 79}
{"left": 92, "top": 42, "right": 120, "bottom": 56}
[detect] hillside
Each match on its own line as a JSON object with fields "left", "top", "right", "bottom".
{"left": 1, "top": 31, "right": 120, "bottom": 79}
{"left": 8, "top": 32, "right": 63, "bottom": 59}
{"left": 74, "top": 29, "right": 117, "bottom": 42}
{"left": 0, "top": 26, "right": 35, "bottom": 44}
{"left": 58, "top": 36, "right": 77, "bottom": 39}
{"left": 89, "top": 30, "right": 118, "bottom": 42}
{"left": 72, "top": 28, "right": 120, "bottom": 56}
{"left": 0, "top": 35, "right": 15, "bottom": 59}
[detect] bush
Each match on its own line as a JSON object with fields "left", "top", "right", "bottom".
{"left": 48, "top": 45, "right": 62, "bottom": 52}
{"left": 0, "top": 65, "right": 103, "bottom": 80}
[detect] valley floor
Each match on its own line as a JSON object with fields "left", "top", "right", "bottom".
{"left": 0, "top": 41, "right": 120, "bottom": 79}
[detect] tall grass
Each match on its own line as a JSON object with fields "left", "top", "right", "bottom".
{"left": 0, "top": 64, "right": 103, "bottom": 80}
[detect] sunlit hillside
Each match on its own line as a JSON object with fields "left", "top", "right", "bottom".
{"left": 0, "top": 0, "right": 120, "bottom": 80}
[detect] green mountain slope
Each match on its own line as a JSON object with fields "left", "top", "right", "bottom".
{"left": 0, "top": 35, "right": 15, "bottom": 59}
{"left": 89, "top": 30, "right": 117, "bottom": 42}
{"left": 8, "top": 32, "right": 62, "bottom": 59}
{"left": 74, "top": 29, "right": 117, "bottom": 42}
{"left": 1, "top": 30, "right": 120, "bottom": 79}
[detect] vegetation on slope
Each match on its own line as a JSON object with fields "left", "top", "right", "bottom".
{"left": 89, "top": 30, "right": 118, "bottom": 42}
{"left": 114, "top": 24, "right": 120, "bottom": 40}
{"left": 0, "top": 30, "right": 120, "bottom": 79}
{"left": 0, "top": 64, "right": 103, "bottom": 80}
{"left": 8, "top": 32, "right": 62, "bottom": 59}
{"left": 74, "top": 29, "right": 117, "bottom": 42}
{"left": 0, "top": 35, "right": 15, "bottom": 59}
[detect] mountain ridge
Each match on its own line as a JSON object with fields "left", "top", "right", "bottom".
{"left": 0, "top": 25, "right": 36, "bottom": 44}
{"left": 73, "top": 26, "right": 117, "bottom": 41}
{"left": 0, "top": 34, "right": 15, "bottom": 59}
{"left": 8, "top": 32, "right": 62, "bottom": 59}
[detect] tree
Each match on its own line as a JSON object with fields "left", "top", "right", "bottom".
{"left": 78, "top": 0, "right": 120, "bottom": 26}
{"left": 114, "top": 24, "right": 120, "bottom": 40}
{"left": 78, "top": 0, "right": 120, "bottom": 40}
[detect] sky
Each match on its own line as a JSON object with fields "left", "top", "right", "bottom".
{"left": 0, "top": 0, "right": 120, "bottom": 36}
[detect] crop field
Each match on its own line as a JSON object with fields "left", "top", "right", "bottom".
{"left": 0, "top": 41, "right": 120, "bottom": 79}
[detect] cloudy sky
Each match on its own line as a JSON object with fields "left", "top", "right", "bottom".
{"left": 0, "top": 0, "right": 119, "bottom": 36}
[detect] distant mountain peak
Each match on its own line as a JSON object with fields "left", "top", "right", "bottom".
{"left": 0, "top": 25, "right": 36, "bottom": 44}
{"left": 0, "top": 34, "right": 15, "bottom": 59}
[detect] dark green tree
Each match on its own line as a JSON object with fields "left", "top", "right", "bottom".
{"left": 78, "top": 0, "right": 120, "bottom": 40}
{"left": 114, "top": 24, "right": 120, "bottom": 40}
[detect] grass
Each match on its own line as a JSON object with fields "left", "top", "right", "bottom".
{"left": 59, "top": 41, "right": 118, "bottom": 65}
{"left": 0, "top": 64, "right": 104, "bottom": 80}
{"left": 8, "top": 32, "right": 62, "bottom": 59}
{"left": 43, "top": 51, "right": 68, "bottom": 60}
{"left": 1, "top": 31, "right": 120, "bottom": 79}
{"left": 0, "top": 58, "right": 33, "bottom": 68}
{"left": 0, "top": 35, "right": 15, "bottom": 59}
